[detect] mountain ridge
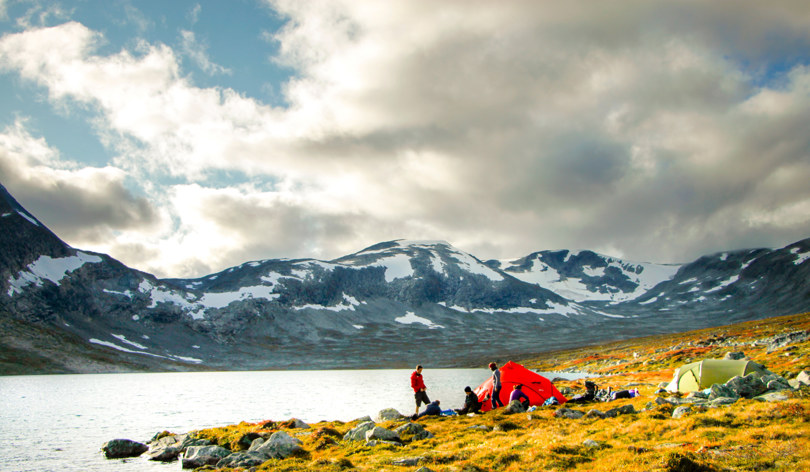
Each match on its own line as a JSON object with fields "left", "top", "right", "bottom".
{"left": 2, "top": 182, "right": 809, "bottom": 374}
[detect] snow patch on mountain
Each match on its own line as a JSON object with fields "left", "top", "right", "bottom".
{"left": 7, "top": 252, "right": 102, "bottom": 296}
{"left": 199, "top": 285, "right": 279, "bottom": 309}
{"left": 791, "top": 247, "right": 810, "bottom": 265}
{"left": 111, "top": 334, "right": 147, "bottom": 350}
{"left": 395, "top": 311, "right": 444, "bottom": 328}
{"left": 375, "top": 254, "right": 415, "bottom": 282}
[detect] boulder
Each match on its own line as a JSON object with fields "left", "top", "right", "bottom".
{"left": 709, "top": 397, "right": 739, "bottom": 407}
{"left": 182, "top": 445, "right": 230, "bottom": 469}
{"left": 375, "top": 408, "right": 405, "bottom": 422}
{"left": 285, "top": 418, "right": 310, "bottom": 429}
{"left": 248, "top": 437, "right": 265, "bottom": 452}
{"left": 394, "top": 422, "right": 433, "bottom": 442}
{"left": 796, "top": 370, "right": 810, "bottom": 387}
{"left": 505, "top": 399, "right": 527, "bottom": 414}
{"left": 672, "top": 406, "right": 692, "bottom": 419}
{"left": 365, "top": 426, "right": 401, "bottom": 443}
{"left": 554, "top": 408, "right": 584, "bottom": 419}
{"left": 708, "top": 383, "right": 739, "bottom": 401}
{"left": 753, "top": 392, "right": 790, "bottom": 402}
{"left": 145, "top": 435, "right": 182, "bottom": 462}
{"left": 101, "top": 439, "right": 148, "bottom": 459}
{"left": 724, "top": 351, "right": 747, "bottom": 360}
{"left": 582, "top": 439, "right": 601, "bottom": 448}
{"left": 216, "top": 451, "right": 268, "bottom": 468}
{"left": 392, "top": 457, "right": 422, "bottom": 466}
{"left": 255, "top": 431, "right": 304, "bottom": 459}
{"left": 725, "top": 374, "right": 768, "bottom": 398}
{"left": 585, "top": 409, "right": 606, "bottom": 419}
{"left": 343, "top": 421, "right": 376, "bottom": 441}
{"left": 605, "top": 405, "right": 636, "bottom": 418}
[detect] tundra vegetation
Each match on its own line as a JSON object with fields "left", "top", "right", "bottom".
{"left": 126, "top": 312, "right": 810, "bottom": 471}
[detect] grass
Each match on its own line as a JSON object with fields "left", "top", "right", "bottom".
{"left": 182, "top": 312, "right": 810, "bottom": 471}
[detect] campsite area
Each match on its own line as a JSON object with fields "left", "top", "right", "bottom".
{"left": 113, "top": 312, "right": 810, "bottom": 471}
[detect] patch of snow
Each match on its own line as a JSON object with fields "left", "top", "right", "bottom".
{"left": 192, "top": 345, "right": 200, "bottom": 349}
{"left": 17, "top": 210, "right": 39, "bottom": 226}
{"left": 111, "top": 334, "right": 147, "bottom": 350}
{"left": 719, "top": 253, "right": 728, "bottom": 261}
{"left": 376, "top": 254, "right": 415, "bottom": 282}
{"left": 89, "top": 338, "right": 167, "bottom": 359}
{"left": 199, "top": 285, "right": 279, "bottom": 308}
{"left": 394, "top": 311, "right": 445, "bottom": 329}
{"left": 172, "top": 355, "right": 203, "bottom": 364}
{"left": 353, "top": 325, "right": 364, "bottom": 329}
{"left": 705, "top": 275, "right": 739, "bottom": 293}
{"left": 790, "top": 247, "right": 810, "bottom": 265}
{"left": 451, "top": 252, "right": 503, "bottom": 281}
{"left": 141, "top": 335, "right": 149, "bottom": 339}
{"left": 7, "top": 252, "right": 103, "bottom": 296}
{"left": 1, "top": 212, "right": 11, "bottom": 217}
{"left": 679, "top": 277, "right": 698, "bottom": 285}
{"left": 131, "top": 314, "right": 140, "bottom": 321}
{"left": 639, "top": 296, "right": 658, "bottom": 305}
{"left": 104, "top": 289, "right": 133, "bottom": 298}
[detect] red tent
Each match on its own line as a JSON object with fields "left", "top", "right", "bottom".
{"left": 474, "top": 361, "right": 567, "bottom": 412}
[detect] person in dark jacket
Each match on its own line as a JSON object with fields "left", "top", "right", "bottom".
{"left": 410, "top": 365, "right": 430, "bottom": 417}
{"left": 489, "top": 362, "right": 505, "bottom": 408}
{"left": 455, "top": 386, "right": 482, "bottom": 414}
{"left": 413, "top": 400, "right": 441, "bottom": 420}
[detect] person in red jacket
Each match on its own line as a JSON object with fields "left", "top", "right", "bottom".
{"left": 410, "top": 365, "right": 430, "bottom": 417}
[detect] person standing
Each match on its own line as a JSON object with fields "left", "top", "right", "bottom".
{"left": 489, "top": 362, "right": 504, "bottom": 409}
{"left": 410, "top": 365, "right": 430, "bottom": 417}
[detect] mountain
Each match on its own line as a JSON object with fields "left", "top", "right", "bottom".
{"left": 1, "top": 182, "right": 809, "bottom": 374}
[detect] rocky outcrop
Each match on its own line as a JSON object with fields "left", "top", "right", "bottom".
{"left": 181, "top": 445, "right": 231, "bottom": 469}
{"left": 101, "top": 439, "right": 147, "bottom": 459}
{"left": 254, "top": 431, "right": 303, "bottom": 459}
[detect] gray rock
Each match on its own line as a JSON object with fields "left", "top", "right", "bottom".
{"left": 343, "top": 421, "right": 376, "bottom": 441}
{"left": 145, "top": 435, "right": 182, "bottom": 462}
{"left": 354, "top": 415, "right": 373, "bottom": 423}
{"left": 505, "top": 399, "right": 527, "bottom": 414}
{"left": 753, "top": 392, "right": 790, "bottom": 402}
{"left": 467, "top": 424, "right": 491, "bottom": 431}
{"left": 366, "top": 426, "right": 401, "bottom": 443}
{"left": 392, "top": 456, "right": 422, "bottom": 466}
{"left": 724, "top": 351, "right": 747, "bottom": 360}
{"left": 582, "top": 439, "right": 601, "bottom": 448}
{"left": 796, "top": 370, "right": 810, "bottom": 387}
{"left": 725, "top": 374, "right": 768, "bottom": 398}
{"left": 394, "top": 422, "right": 433, "bottom": 441}
{"left": 709, "top": 397, "right": 739, "bottom": 406}
{"left": 375, "top": 408, "right": 405, "bottom": 422}
{"left": 605, "top": 404, "right": 636, "bottom": 418}
{"left": 708, "top": 383, "right": 740, "bottom": 401}
{"left": 366, "top": 440, "right": 404, "bottom": 447}
{"left": 585, "top": 409, "right": 606, "bottom": 419}
{"left": 216, "top": 451, "right": 267, "bottom": 468}
{"left": 182, "top": 445, "right": 230, "bottom": 469}
{"left": 102, "top": 439, "right": 148, "bottom": 459}
{"left": 248, "top": 437, "right": 265, "bottom": 452}
{"left": 415, "top": 467, "right": 436, "bottom": 472}
{"left": 287, "top": 418, "right": 310, "bottom": 429}
{"left": 255, "top": 431, "right": 303, "bottom": 459}
{"left": 554, "top": 408, "right": 584, "bottom": 419}
{"left": 672, "top": 406, "right": 692, "bottom": 419}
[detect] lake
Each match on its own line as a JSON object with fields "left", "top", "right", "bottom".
{"left": 0, "top": 368, "right": 583, "bottom": 471}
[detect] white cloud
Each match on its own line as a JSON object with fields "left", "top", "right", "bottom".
{"left": 1, "top": 2, "right": 810, "bottom": 277}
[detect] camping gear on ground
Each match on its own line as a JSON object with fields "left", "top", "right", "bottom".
{"left": 567, "top": 380, "right": 599, "bottom": 404}
{"left": 665, "top": 359, "right": 771, "bottom": 392}
{"left": 473, "top": 361, "right": 567, "bottom": 411}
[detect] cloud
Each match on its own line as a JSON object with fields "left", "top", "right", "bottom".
{"left": 0, "top": 119, "right": 160, "bottom": 245}
{"left": 179, "top": 29, "right": 232, "bottom": 76}
{"left": 1, "top": 1, "right": 810, "bottom": 277}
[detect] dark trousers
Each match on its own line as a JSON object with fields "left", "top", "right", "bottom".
{"left": 415, "top": 390, "right": 430, "bottom": 408}
{"left": 491, "top": 387, "right": 504, "bottom": 408}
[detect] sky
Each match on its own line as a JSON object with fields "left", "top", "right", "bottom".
{"left": 1, "top": 0, "right": 809, "bottom": 279}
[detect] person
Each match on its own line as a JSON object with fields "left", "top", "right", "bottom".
{"left": 410, "top": 365, "right": 430, "bottom": 417}
{"left": 412, "top": 400, "right": 441, "bottom": 420}
{"left": 489, "top": 362, "right": 504, "bottom": 409}
{"left": 509, "top": 384, "right": 530, "bottom": 409}
{"left": 455, "top": 386, "right": 482, "bottom": 414}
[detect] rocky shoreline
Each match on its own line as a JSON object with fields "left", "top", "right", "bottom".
{"left": 102, "top": 360, "right": 810, "bottom": 471}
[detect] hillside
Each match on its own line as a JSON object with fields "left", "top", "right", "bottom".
{"left": 108, "top": 312, "right": 810, "bottom": 471}
{"left": 3, "top": 181, "right": 810, "bottom": 374}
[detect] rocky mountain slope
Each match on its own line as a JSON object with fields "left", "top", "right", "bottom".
{"left": 1, "top": 182, "right": 809, "bottom": 374}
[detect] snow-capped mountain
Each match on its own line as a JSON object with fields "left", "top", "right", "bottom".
{"left": 1, "top": 182, "right": 809, "bottom": 374}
